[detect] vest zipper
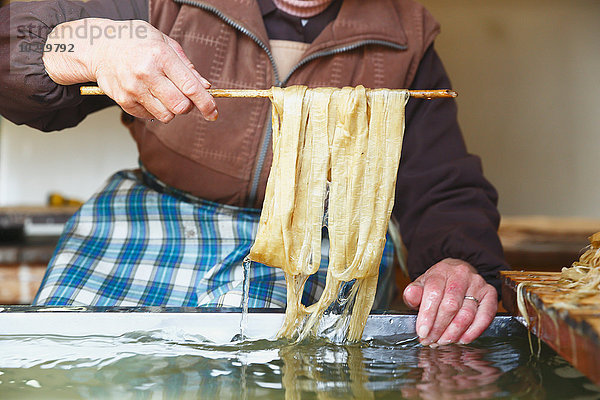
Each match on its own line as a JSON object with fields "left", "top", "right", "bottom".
{"left": 173, "top": 0, "right": 282, "bottom": 85}
{"left": 173, "top": 1, "right": 407, "bottom": 208}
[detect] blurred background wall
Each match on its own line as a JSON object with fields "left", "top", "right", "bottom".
{"left": 1, "top": 0, "right": 600, "bottom": 218}
{"left": 420, "top": 0, "right": 600, "bottom": 217}
{"left": 0, "top": 109, "right": 136, "bottom": 205}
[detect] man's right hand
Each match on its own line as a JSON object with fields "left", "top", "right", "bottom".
{"left": 42, "top": 18, "right": 217, "bottom": 123}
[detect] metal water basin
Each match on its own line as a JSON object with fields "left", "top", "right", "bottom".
{"left": 0, "top": 307, "right": 522, "bottom": 340}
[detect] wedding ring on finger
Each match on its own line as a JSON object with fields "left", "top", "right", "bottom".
{"left": 463, "top": 295, "right": 480, "bottom": 306}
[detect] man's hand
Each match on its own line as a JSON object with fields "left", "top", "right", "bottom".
{"left": 403, "top": 258, "right": 497, "bottom": 346}
{"left": 42, "top": 18, "right": 217, "bottom": 123}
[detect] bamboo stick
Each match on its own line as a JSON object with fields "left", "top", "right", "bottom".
{"left": 80, "top": 86, "right": 457, "bottom": 99}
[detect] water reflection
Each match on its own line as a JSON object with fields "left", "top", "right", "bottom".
{"left": 279, "top": 342, "right": 374, "bottom": 399}
{"left": 277, "top": 338, "right": 531, "bottom": 399}
{"left": 400, "top": 345, "right": 524, "bottom": 399}
{"left": 276, "top": 337, "right": 594, "bottom": 400}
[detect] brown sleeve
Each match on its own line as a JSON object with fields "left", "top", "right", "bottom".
{"left": 0, "top": 0, "right": 147, "bottom": 131}
{"left": 394, "top": 45, "right": 509, "bottom": 297}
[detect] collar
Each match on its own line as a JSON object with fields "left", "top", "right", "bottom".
{"left": 311, "top": 0, "right": 408, "bottom": 51}
{"left": 181, "top": 0, "right": 408, "bottom": 54}
{"left": 257, "top": 0, "right": 277, "bottom": 16}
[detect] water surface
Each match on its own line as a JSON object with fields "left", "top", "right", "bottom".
{"left": 1, "top": 329, "right": 599, "bottom": 399}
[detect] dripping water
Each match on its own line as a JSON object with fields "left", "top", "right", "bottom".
{"left": 322, "top": 180, "right": 331, "bottom": 228}
{"left": 239, "top": 257, "right": 252, "bottom": 340}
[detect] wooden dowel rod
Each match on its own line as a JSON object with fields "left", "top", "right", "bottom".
{"left": 80, "top": 86, "right": 457, "bottom": 99}
{"left": 409, "top": 89, "right": 457, "bottom": 99}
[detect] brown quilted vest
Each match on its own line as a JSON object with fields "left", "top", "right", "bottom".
{"left": 129, "top": 0, "right": 440, "bottom": 208}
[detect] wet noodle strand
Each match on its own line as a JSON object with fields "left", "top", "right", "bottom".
{"left": 249, "top": 86, "right": 409, "bottom": 342}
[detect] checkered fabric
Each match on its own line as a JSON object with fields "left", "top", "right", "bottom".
{"left": 33, "top": 169, "right": 396, "bottom": 308}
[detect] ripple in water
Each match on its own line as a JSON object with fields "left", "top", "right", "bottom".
{"left": 0, "top": 332, "right": 599, "bottom": 399}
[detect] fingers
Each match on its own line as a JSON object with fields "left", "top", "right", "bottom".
{"left": 164, "top": 36, "right": 212, "bottom": 89}
{"left": 403, "top": 282, "right": 424, "bottom": 309}
{"left": 164, "top": 36, "right": 194, "bottom": 69}
{"left": 140, "top": 91, "right": 176, "bottom": 123}
{"left": 92, "top": 27, "right": 216, "bottom": 123}
{"left": 420, "top": 269, "right": 471, "bottom": 346}
{"left": 117, "top": 92, "right": 170, "bottom": 122}
{"left": 96, "top": 77, "right": 154, "bottom": 120}
{"left": 408, "top": 259, "right": 497, "bottom": 347}
{"left": 433, "top": 274, "right": 486, "bottom": 345}
{"left": 103, "top": 77, "right": 176, "bottom": 123}
{"left": 125, "top": 76, "right": 202, "bottom": 123}
{"left": 149, "top": 77, "right": 194, "bottom": 116}
{"left": 415, "top": 274, "right": 445, "bottom": 342}
{"left": 161, "top": 47, "right": 218, "bottom": 121}
{"left": 436, "top": 297, "right": 478, "bottom": 345}
{"left": 119, "top": 104, "right": 155, "bottom": 120}
{"left": 458, "top": 287, "right": 498, "bottom": 344}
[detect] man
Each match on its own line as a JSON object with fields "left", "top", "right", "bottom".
{"left": 0, "top": 0, "right": 507, "bottom": 346}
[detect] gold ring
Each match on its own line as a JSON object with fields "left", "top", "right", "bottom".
{"left": 464, "top": 295, "right": 480, "bottom": 306}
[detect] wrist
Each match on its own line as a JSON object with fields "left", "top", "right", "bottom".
{"left": 42, "top": 18, "right": 109, "bottom": 85}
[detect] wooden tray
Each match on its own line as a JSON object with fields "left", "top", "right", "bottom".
{"left": 501, "top": 270, "right": 600, "bottom": 386}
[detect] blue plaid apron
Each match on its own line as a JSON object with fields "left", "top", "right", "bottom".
{"left": 33, "top": 168, "right": 396, "bottom": 308}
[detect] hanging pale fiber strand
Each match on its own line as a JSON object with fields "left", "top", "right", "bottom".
{"left": 249, "top": 85, "right": 409, "bottom": 342}
{"left": 555, "top": 232, "right": 600, "bottom": 306}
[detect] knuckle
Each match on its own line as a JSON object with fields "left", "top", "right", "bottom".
{"left": 179, "top": 78, "right": 201, "bottom": 96}
{"left": 147, "top": 45, "right": 164, "bottom": 60}
{"left": 157, "top": 112, "right": 175, "bottom": 123}
{"left": 441, "top": 297, "right": 461, "bottom": 313}
{"left": 116, "top": 96, "right": 136, "bottom": 110}
{"left": 455, "top": 308, "right": 476, "bottom": 325}
{"left": 120, "top": 107, "right": 138, "bottom": 117}
{"left": 137, "top": 50, "right": 164, "bottom": 74}
{"left": 170, "top": 98, "right": 193, "bottom": 114}
{"left": 119, "top": 77, "right": 144, "bottom": 95}
{"left": 472, "top": 274, "right": 485, "bottom": 286}
{"left": 112, "top": 93, "right": 127, "bottom": 105}
{"left": 170, "top": 38, "right": 184, "bottom": 53}
{"left": 451, "top": 317, "right": 469, "bottom": 331}
{"left": 445, "top": 282, "right": 463, "bottom": 295}
{"left": 121, "top": 84, "right": 142, "bottom": 98}
{"left": 122, "top": 102, "right": 138, "bottom": 112}
{"left": 133, "top": 67, "right": 152, "bottom": 81}
{"left": 428, "top": 289, "right": 443, "bottom": 300}
{"left": 456, "top": 263, "right": 471, "bottom": 275}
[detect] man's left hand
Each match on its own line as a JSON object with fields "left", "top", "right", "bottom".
{"left": 402, "top": 258, "right": 497, "bottom": 346}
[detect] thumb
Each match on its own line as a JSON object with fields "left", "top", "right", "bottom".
{"left": 403, "top": 282, "right": 424, "bottom": 309}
